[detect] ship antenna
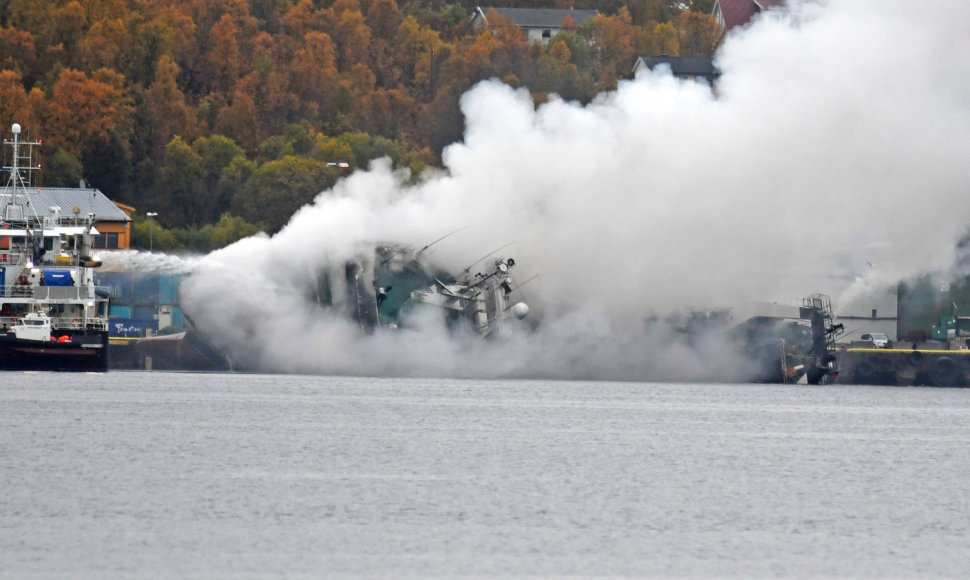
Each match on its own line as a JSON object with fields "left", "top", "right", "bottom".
{"left": 460, "top": 242, "right": 513, "bottom": 275}
{"left": 508, "top": 273, "right": 539, "bottom": 294}
{"left": 2, "top": 123, "right": 41, "bottom": 225}
{"left": 415, "top": 226, "right": 469, "bottom": 256}
{"left": 380, "top": 226, "right": 468, "bottom": 265}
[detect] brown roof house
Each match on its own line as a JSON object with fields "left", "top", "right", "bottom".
{"left": 0, "top": 186, "right": 133, "bottom": 249}
{"left": 471, "top": 7, "right": 599, "bottom": 43}
{"left": 712, "top": 0, "right": 786, "bottom": 30}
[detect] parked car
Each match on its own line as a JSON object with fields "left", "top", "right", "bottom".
{"left": 860, "top": 332, "right": 890, "bottom": 348}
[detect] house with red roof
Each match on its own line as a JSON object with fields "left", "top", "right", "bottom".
{"left": 712, "top": 0, "right": 786, "bottom": 30}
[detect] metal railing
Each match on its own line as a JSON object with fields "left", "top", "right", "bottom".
{"left": 1, "top": 286, "right": 105, "bottom": 301}
{"left": 51, "top": 316, "right": 108, "bottom": 331}
{"left": 0, "top": 250, "right": 78, "bottom": 266}
{"left": 0, "top": 316, "right": 108, "bottom": 332}
{"left": 0, "top": 250, "right": 28, "bottom": 265}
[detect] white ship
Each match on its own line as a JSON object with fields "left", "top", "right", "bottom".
{"left": 0, "top": 123, "right": 109, "bottom": 371}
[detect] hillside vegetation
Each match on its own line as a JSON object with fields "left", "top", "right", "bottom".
{"left": 0, "top": 0, "right": 719, "bottom": 249}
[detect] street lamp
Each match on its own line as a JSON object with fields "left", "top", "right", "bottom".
{"left": 146, "top": 212, "right": 158, "bottom": 252}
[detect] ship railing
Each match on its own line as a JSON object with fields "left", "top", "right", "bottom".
{"left": 1, "top": 284, "right": 34, "bottom": 297}
{"left": 1, "top": 285, "right": 110, "bottom": 301}
{"left": 0, "top": 315, "right": 107, "bottom": 331}
{"left": 28, "top": 286, "right": 108, "bottom": 301}
{"left": 51, "top": 316, "right": 108, "bottom": 332}
{"left": 0, "top": 249, "right": 30, "bottom": 265}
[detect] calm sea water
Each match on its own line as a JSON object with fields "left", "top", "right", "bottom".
{"left": 1, "top": 372, "right": 969, "bottom": 578}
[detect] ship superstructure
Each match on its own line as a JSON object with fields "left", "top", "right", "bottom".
{"left": 0, "top": 123, "right": 109, "bottom": 371}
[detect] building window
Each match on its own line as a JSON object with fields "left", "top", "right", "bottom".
{"left": 542, "top": 29, "right": 552, "bottom": 39}
{"left": 93, "top": 233, "right": 119, "bottom": 249}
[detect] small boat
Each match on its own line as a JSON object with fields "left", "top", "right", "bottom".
{"left": 0, "top": 311, "right": 107, "bottom": 371}
{"left": 0, "top": 123, "right": 109, "bottom": 371}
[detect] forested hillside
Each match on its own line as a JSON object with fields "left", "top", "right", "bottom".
{"left": 0, "top": 0, "right": 719, "bottom": 249}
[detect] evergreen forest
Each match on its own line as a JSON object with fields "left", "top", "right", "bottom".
{"left": 0, "top": 0, "right": 720, "bottom": 250}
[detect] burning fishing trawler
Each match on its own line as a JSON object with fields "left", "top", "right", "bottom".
{"left": 727, "top": 293, "right": 842, "bottom": 384}
{"left": 0, "top": 124, "right": 109, "bottom": 371}
{"left": 341, "top": 243, "right": 530, "bottom": 337}
{"left": 156, "top": 242, "right": 532, "bottom": 372}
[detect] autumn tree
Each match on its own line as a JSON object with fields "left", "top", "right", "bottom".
{"left": 173, "top": 212, "right": 262, "bottom": 252}
{"left": 231, "top": 155, "right": 337, "bottom": 231}
{"left": 208, "top": 13, "right": 243, "bottom": 95}
{"left": 52, "top": 1, "right": 89, "bottom": 68}
{"left": 0, "top": 27, "right": 36, "bottom": 80}
{"left": 311, "top": 133, "right": 354, "bottom": 165}
{"left": 46, "top": 68, "right": 130, "bottom": 156}
{"left": 628, "top": 0, "right": 665, "bottom": 27}
{"left": 0, "top": 70, "right": 33, "bottom": 128}
{"left": 43, "top": 148, "right": 85, "bottom": 187}
{"left": 44, "top": 68, "right": 133, "bottom": 195}
{"left": 357, "top": 88, "right": 416, "bottom": 139}
{"left": 334, "top": 9, "right": 371, "bottom": 72}
{"left": 207, "top": 213, "right": 262, "bottom": 248}
{"left": 124, "top": 9, "right": 193, "bottom": 86}
{"left": 287, "top": 30, "right": 339, "bottom": 115}
{"left": 366, "top": 0, "right": 399, "bottom": 40}
{"left": 394, "top": 16, "right": 443, "bottom": 98}
{"left": 653, "top": 21, "right": 679, "bottom": 56}
{"left": 281, "top": 0, "right": 325, "bottom": 38}
{"left": 215, "top": 154, "right": 256, "bottom": 217}
{"left": 78, "top": 17, "right": 129, "bottom": 72}
{"left": 193, "top": 134, "right": 245, "bottom": 221}
{"left": 138, "top": 54, "right": 197, "bottom": 158}
{"left": 678, "top": 10, "right": 721, "bottom": 57}
{"left": 153, "top": 136, "right": 204, "bottom": 227}
{"left": 585, "top": 9, "right": 640, "bottom": 86}
{"left": 215, "top": 89, "right": 260, "bottom": 151}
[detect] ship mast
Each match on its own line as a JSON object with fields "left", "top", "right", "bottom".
{"left": 2, "top": 123, "right": 42, "bottom": 225}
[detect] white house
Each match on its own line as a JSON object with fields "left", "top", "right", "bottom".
{"left": 471, "top": 7, "right": 599, "bottom": 44}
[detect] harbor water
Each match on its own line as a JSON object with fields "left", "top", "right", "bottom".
{"left": 2, "top": 372, "right": 969, "bottom": 578}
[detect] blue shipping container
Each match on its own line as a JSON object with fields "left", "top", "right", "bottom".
{"left": 132, "top": 274, "right": 160, "bottom": 305}
{"left": 109, "top": 305, "right": 132, "bottom": 319}
{"left": 94, "top": 272, "right": 133, "bottom": 303}
{"left": 159, "top": 274, "right": 183, "bottom": 304}
{"left": 133, "top": 306, "right": 155, "bottom": 321}
{"left": 171, "top": 306, "right": 184, "bottom": 329}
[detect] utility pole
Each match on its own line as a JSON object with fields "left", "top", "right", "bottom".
{"left": 147, "top": 212, "right": 158, "bottom": 252}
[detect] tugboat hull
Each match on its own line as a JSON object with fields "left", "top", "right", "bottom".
{"left": 0, "top": 332, "right": 109, "bottom": 372}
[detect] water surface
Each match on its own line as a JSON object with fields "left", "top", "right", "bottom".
{"left": 2, "top": 372, "right": 969, "bottom": 578}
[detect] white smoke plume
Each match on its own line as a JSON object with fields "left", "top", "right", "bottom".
{"left": 174, "top": 0, "right": 970, "bottom": 379}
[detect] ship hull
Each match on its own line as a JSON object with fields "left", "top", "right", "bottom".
{"left": 0, "top": 331, "right": 109, "bottom": 372}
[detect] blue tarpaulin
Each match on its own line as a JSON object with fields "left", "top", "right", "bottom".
{"left": 43, "top": 270, "right": 73, "bottom": 286}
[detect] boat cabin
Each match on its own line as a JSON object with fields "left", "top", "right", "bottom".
{"left": 9, "top": 310, "right": 52, "bottom": 342}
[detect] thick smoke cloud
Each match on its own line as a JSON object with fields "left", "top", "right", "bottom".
{"left": 171, "top": 0, "right": 970, "bottom": 379}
